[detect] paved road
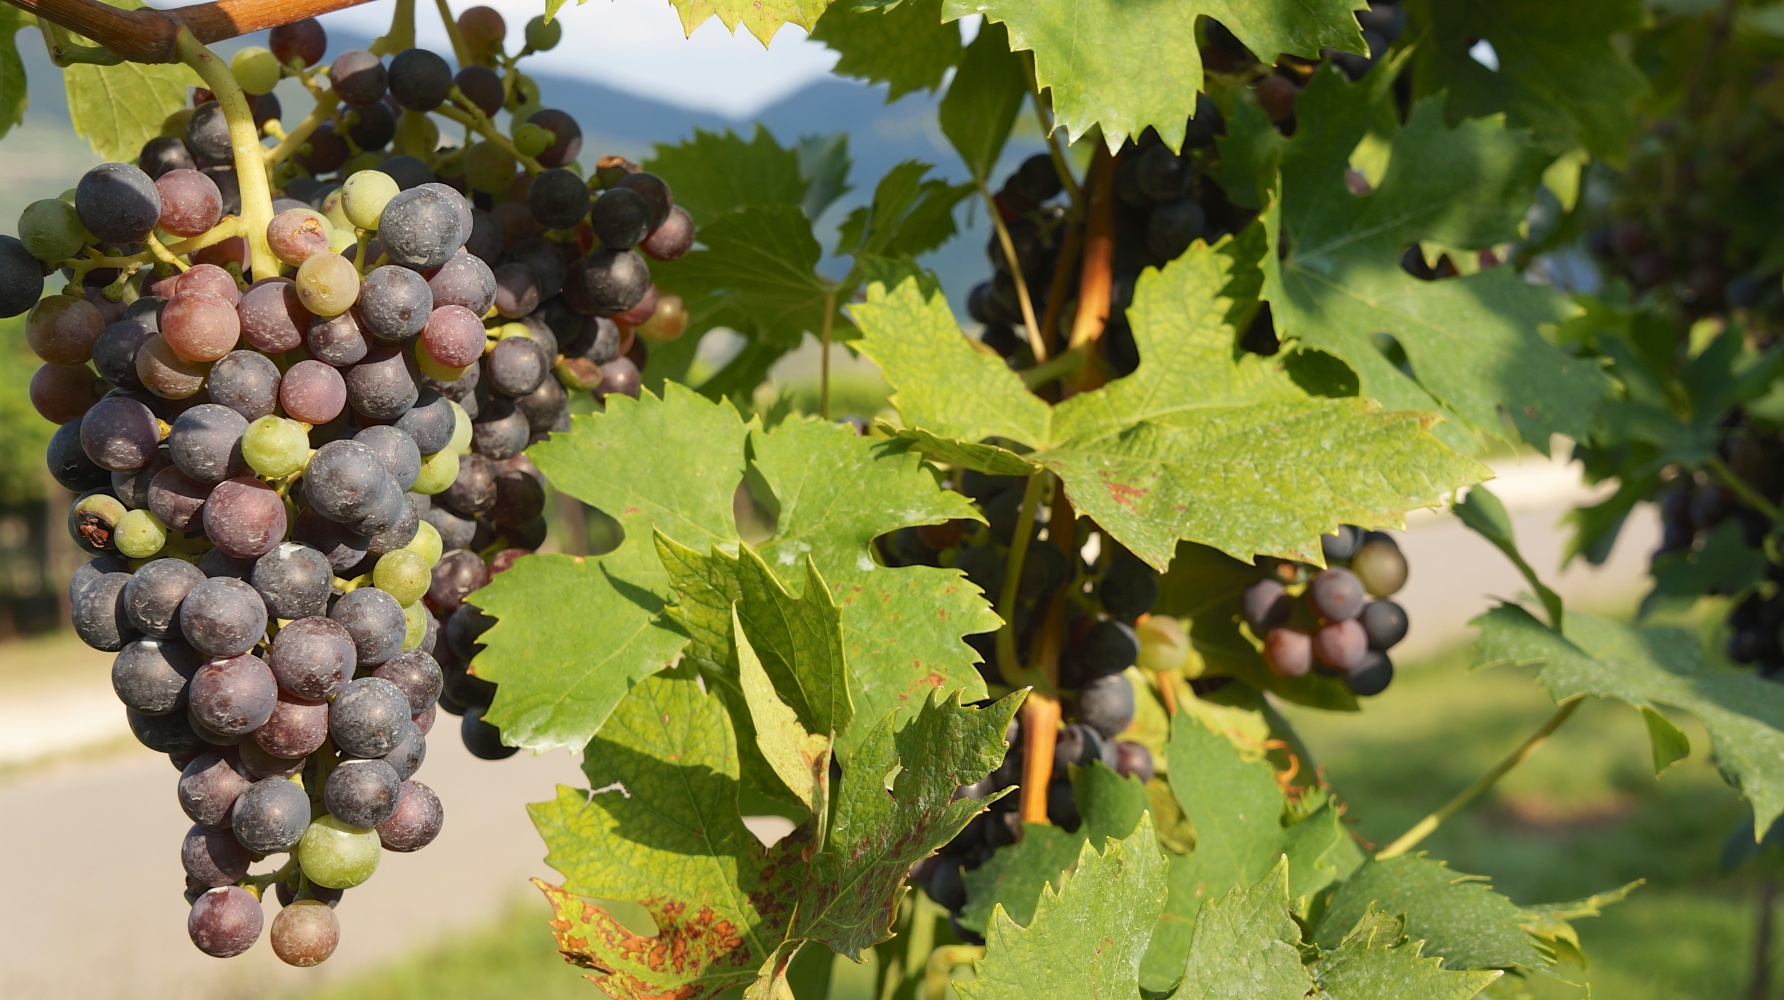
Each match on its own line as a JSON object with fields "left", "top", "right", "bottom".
{"left": 0, "top": 456, "right": 1663, "bottom": 999}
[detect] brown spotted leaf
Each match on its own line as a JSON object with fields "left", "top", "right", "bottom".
{"left": 852, "top": 235, "right": 1485, "bottom": 570}
{"left": 531, "top": 668, "right": 804, "bottom": 1000}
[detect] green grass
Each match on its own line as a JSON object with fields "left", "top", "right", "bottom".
{"left": 293, "top": 643, "right": 1775, "bottom": 1000}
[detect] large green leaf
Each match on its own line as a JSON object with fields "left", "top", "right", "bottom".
{"left": 959, "top": 763, "right": 1151, "bottom": 932}
{"left": 64, "top": 52, "right": 195, "bottom": 163}
{"left": 1474, "top": 604, "right": 1784, "bottom": 835}
{"left": 1142, "top": 714, "right": 1358, "bottom": 991}
{"left": 795, "top": 690, "right": 1024, "bottom": 956}
{"left": 955, "top": 814, "right": 1170, "bottom": 1000}
{"left": 531, "top": 669, "right": 804, "bottom": 1000}
{"left": 646, "top": 127, "right": 814, "bottom": 222}
{"left": 659, "top": 204, "right": 834, "bottom": 355}
{"left": 533, "top": 673, "right": 1021, "bottom": 999}
{"left": 851, "top": 238, "right": 1484, "bottom": 570}
{"left": 941, "top": 0, "right": 1364, "bottom": 151}
{"left": 1641, "top": 520, "right": 1766, "bottom": 618}
{"left": 1407, "top": 0, "right": 1647, "bottom": 159}
{"left": 0, "top": 5, "right": 28, "bottom": 143}
{"left": 751, "top": 418, "right": 998, "bottom": 737}
{"left": 735, "top": 601, "right": 834, "bottom": 814}
{"left": 810, "top": 0, "right": 962, "bottom": 101}
{"left": 664, "top": 0, "right": 830, "bottom": 46}
{"left": 1314, "top": 855, "right": 1549, "bottom": 973}
{"left": 1242, "top": 68, "right": 1613, "bottom": 452}
{"left": 1315, "top": 910, "right": 1502, "bottom": 999}
{"left": 476, "top": 385, "right": 749, "bottom": 751}
{"left": 479, "top": 397, "right": 995, "bottom": 754}
{"left": 937, "top": 20, "right": 1026, "bottom": 181}
{"left": 836, "top": 160, "right": 972, "bottom": 263}
{"left": 1176, "top": 859, "right": 1316, "bottom": 1000}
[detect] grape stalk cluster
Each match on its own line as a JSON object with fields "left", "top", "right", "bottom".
{"left": 14, "top": 9, "right": 693, "bottom": 966}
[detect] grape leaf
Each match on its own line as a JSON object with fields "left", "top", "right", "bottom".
{"left": 480, "top": 397, "right": 994, "bottom": 755}
{"left": 1407, "top": 0, "right": 1647, "bottom": 160}
{"left": 1315, "top": 909, "right": 1502, "bottom": 999}
{"left": 1451, "top": 485, "right": 1563, "bottom": 628}
{"left": 64, "top": 50, "right": 196, "bottom": 162}
{"left": 646, "top": 127, "right": 813, "bottom": 222}
{"left": 1240, "top": 67, "right": 1614, "bottom": 452}
{"left": 737, "top": 605, "right": 833, "bottom": 816}
{"left": 955, "top": 813, "right": 1170, "bottom": 1000}
{"left": 1314, "top": 855, "right": 1549, "bottom": 973}
{"left": 796, "top": 134, "right": 854, "bottom": 221}
{"left": 1641, "top": 520, "right": 1766, "bottom": 618}
{"left": 810, "top": 0, "right": 962, "bottom": 101}
{"left": 959, "top": 763, "right": 1151, "bottom": 933}
{"left": 1176, "top": 859, "right": 1316, "bottom": 1000}
{"left": 0, "top": 5, "right": 28, "bottom": 143}
{"left": 534, "top": 670, "right": 1022, "bottom": 999}
{"left": 750, "top": 418, "right": 997, "bottom": 738}
{"left": 793, "top": 689, "right": 1024, "bottom": 955}
{"left": 1141, "top": 713, "right": 1358, "bottom": 991}
{"left": 938, "top": 20, "right": 1026, "bottom": 181}
{"left": 851, "top": 237, "right": 1485, "bottom": 569}
{"left": 476, "top": 385, "right": 750, "bottom": 752}
{"left": 941, "top": 0, "right": 1364, "bottom": 152}
{"left": 1474, "top": 603, "right": 1784, "bottom": 835}
{"left": 660, "top": 205, "right": 835, "bottom": 357}
{"left": 836, "top": 161, "right": 972, "bottom": 263}
{"left": 531, "top": 669, "right": 805, "bottom": 1000}
{"left": 664, "top": 0, "right": 831, "bottom": 47}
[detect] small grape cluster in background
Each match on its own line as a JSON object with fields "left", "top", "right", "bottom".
{"left": 13, "top": 7, "right": 693, "bottom": 968}
{"left": 1243, "top": 526, "right": 1409, "bottom": 695}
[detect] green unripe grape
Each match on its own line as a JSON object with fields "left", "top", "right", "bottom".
{"left": 298, "top": 814, "right": 381, "bottom": 888}
{"left": 413, "top": 344, "right": 471, "bottom": 383}
{"left": 243, "top": 415, "right": 310, "bottom": 478}
{"left": 341, "top": 170, "right": 399, "bottom": 231}
{"left": 394, "top": 109, "right": 440, "bottom": 159}
{"left": 401, "top": 597, "right": 429, "bottom": 648}
{"left": 524, "top": 15, "right": 562, "bottom": 50}
{"left": 1351, "top": 540, "right": 1409, "bottom": 597}
{"left": 295, "top": 253, "right": 360, "bottom": 317}
{"left": 319, "top": 188, "right": 351, "bottom": 232}
{"left": 1135, "top": 614, "right": 1190, "bottom": 674}
{"left": 463, "top": 141, "right": 517, "bottom": 194}
{"left": 115, "top": 509, "right": 168, "bottom": 559}
{"left": 511, "top": 123, "right": 552, "bottom": 158}
{"left": 341, "top": 150, "right": 385, "bottom": 178}
{"left": 73, "top": 492, "right": 127, "bottom": 548}
{"left": 231, "top": 46, "right": 282, "bottom": 96}
{"left": 327, "top": 225, "right": 357, "bottom": 255}
{"left": 447, "top": 401, "right": 473, "bottom": 455}
{"left": 412, "top": 447, "right": 459, "bottom": 495}
{"left": 373, "top": 549, "right": 431, "bottom": 606}
{"left": 505, "top": 73, "right": 538, "bottom": 113}
{"left": 18, "top": 198, "right": 91, "bottom": 262}
{"left": 405, "top": 520, "right": 443, "bottom": 567}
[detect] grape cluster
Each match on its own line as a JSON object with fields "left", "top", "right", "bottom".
{"left": 17, "top": 10, "right": 693, "bottom": 966}
{"left": 886, "top": 472, "right": 1161, "bottom": 939}
{"left": 1241, "top": 526, "right": 1409, "bottom": 695}
{"left": 965, "top": 2, "right": 1406, "bottom": 376}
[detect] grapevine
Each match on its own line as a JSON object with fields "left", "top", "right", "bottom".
{"left": 8, "top": 0, "right": 1784, "bottom": 996}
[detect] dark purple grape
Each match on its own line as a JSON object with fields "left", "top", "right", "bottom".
{"left": 254, "top": 691, "right": 329, "bottom": 758}
{"left": 612, "top": 172, "right": 671, "bottom": 229}
{"left": 1346, "top": 650, "right": 1394, "bottom": 695}
{"left": 169, "top": 404, "right": 248, "bottom": 484}
{"left": 177, "top": 577, "right": 266, "bottom": 658}
{"left": 372, "top": 648, "right": 443, "bottom": 714}
{"left": 324, "top": 757, "right": 403, "bottom": 827}
{"left": 388, "top": 47, "right": 452, "bottom": 109}
{"left": 330, "top": 588, "right": 406, "bottom": 667}
{"left": 428, "top": 550, "right": 488, "bottom": 614}
{"left": 640, "top": 205, "right": 694, "bottom": 261}
{"left": 305, "top": 440, "right": 397, "bottom": 524}
{"left": 177, "top": 750, "right": 252, "bottom": 827}
{"left": 148, "top": 465, "right": 210, "bottom": 531}
{"left": 527, "top": 108, "right": 581, "bottom": 167}
{"left": 232, "top": 777, "right": 311, "bottom": 853}
{"left": 306, "top": 311, "right": 370, "bottom": 367}
{"left": 395, "top": 389, "right": 455, "bottom": 455}
{"left": 252, "top": 544, "right": 333, "bottom": 621}
{"left": 182, "top": 824, "right": 252, "bottom": 887}
{"left": 439, "top": 451, "right": 497, "bottom": 516}
{"left": 185, "top": 102, "right": 233, "bottom": 164}
{"left": 461, "top": 705, "right": 515, "bottom": 759}
{"left": 1359, "top": 600, "right": 1407, "bottom": 650}
{"left": 1308, "top": 568, "right": 1366, "bottom": 622}
{"left": 379, "top": 183, "right": 470, "bottom": 270}
{"left": 563, "top": 248, "right": 650, "bottom": 317}
{"left": 92, "top": 319, "right": 154, "bottom": 390}
{"left": 1313, "top": 619, "right": 1368, "bottom": 670}
{"left": 80, "top": 395, "right": 161, "bottom": 472}
{"left": 71, "top": 564, "right": 136, "bottom": 651}
{"left": 76, "top": 162, "right": 160, "bottom": 244}
{"left": 203, "top": 476, "right": 288, "bottom": 559}
{"left": 188, "top": 885, "right": 263, "bottom": 957}
{"left": 1077, "top": 672, "right": 1134, "bottom": 739}
{"left": 48, "top": 420, "right": 108, "bottom": 492}
{"left": 330, "top": 50, "right": 388, "bottom": 105}
{"left": 331, "top": 676, "right": 412, "bottom": 757}
{"left": 189, "top": 652, "right": 278, "bottom": 735}
{"left": 377, "top": 779, "right": 443, "bottom": 851}
{"left": 112, "top": 638, "right": 202, "bottom": 715}
{"left": 140, "top": 135, "right": 196, "bottom": 179}
{"left": 1241, "top": 579, "right": 1292, "bottom": 633}
{"left": 527, "top": 168, "right": 589, "bottom": 231}
{"left": 123, "top": 557, "right": 205, "bottom": 638}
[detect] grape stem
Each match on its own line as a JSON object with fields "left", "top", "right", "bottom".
{"left": 263, "top": 91, "right": 336, "bottom": 168}
{"left": 1706, "top": 454, "right": 1782, "bottom": 525}
{"left": 1018, "top": 345, "right": 1084, "bottom": 391}
{"left": 370, "top": 0, "right": 415, "bottom": 56}
{"left": 1021, "top": 51, "right": 1082, "bottom": 214}
{"left": 437, "top": 96, "right": 546, "bottom": 175}
{"left": 242, "top": 854, "right": 300, "bottom": 891}
{"left": 1374, "top": 697, "right": 1583, "bottom": 860}
{"left": 176, "top": 28, "right": 280, "bottom": 281}
{"left": 432, "top": 0, "right": 473, "bottom": 69}
{"left": 143, "top": 233, "right": 189, "bottom": 272}
{"left": 995, "top": 473, "right": 1048, "bottom": 689}
{"left": 923, "top": 945, "right": 983, "bottom": 1000}
{"left": 977, "top": 177, "right": 1047, "bottom": 363}
{"left": 818, "top": 288, "right": 836, "bottom": 420}
{"left": 60, "top": 217, "right": 245, "bottom": 277}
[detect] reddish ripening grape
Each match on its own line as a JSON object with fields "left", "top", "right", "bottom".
{"left": 279, "top": 359, "right": 347, "bottom": 424}
{"left": 155, "top": 169, "right": 223, "bottom": 238}
{"left": 187, "top": 885, "right": 263, "bottom": 958}
{"left": 136, "top": 334, "right": 208, "bottom": 399}
{"left": 270, "top": 18, "right": 326, "bottom": 67}
{"left": 271, "top": 899, "right": 339, "bottom": 967}
{"left": 162, "top": 289, "right": 242, "bottom": 363}
{"left": 1306, "top": 568, "right": 1366, "bottom": 622}
{"left": 1264, "top": 627, "right": 1312, "bottom": 678}
{"left": 29, "top": 362, "right": 101, "bottom": 423}
{"left": 26, "top": 294, "right": 106, "bottom": 364}
{"left": 1312, "top": 619, "right": 1367, "bottom": 670}
{"left": 421, "top": 305, "right": 486, "bottom": 368}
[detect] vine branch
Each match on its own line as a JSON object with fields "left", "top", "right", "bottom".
{"left": 4, "top": 0, "right": 379, "bottom": 63}
{"left": 977, "top": 177, "right": 1046, "bottom": 363}
{"left": 1375, "top": 698, "right": 1583, "bottom": 860}
{"left": 176, "top": 28, "right": 280, "bottom": 280}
